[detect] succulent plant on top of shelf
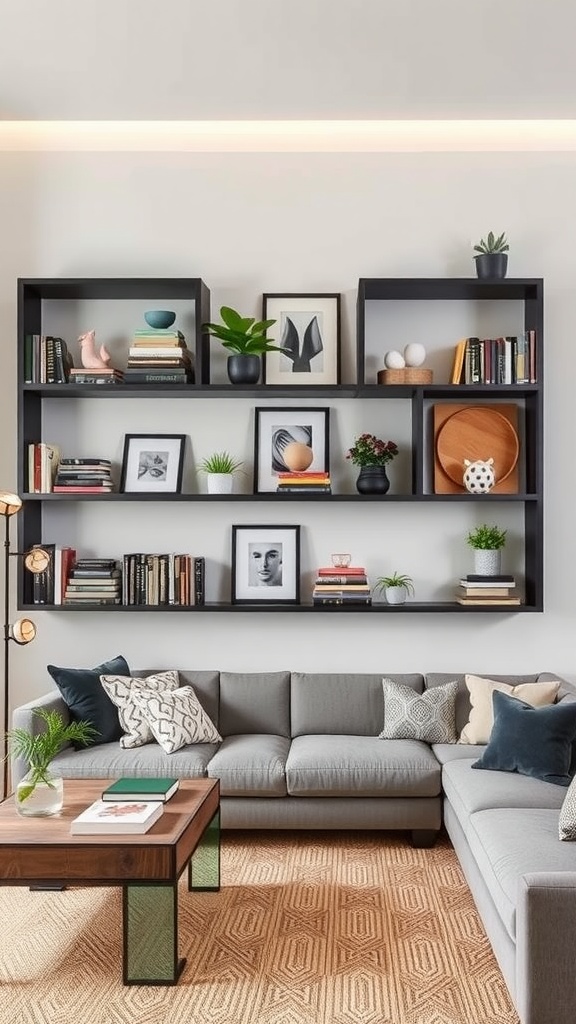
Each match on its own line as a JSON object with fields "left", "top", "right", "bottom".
{"left": 473, "top": 231, "right": 509, "bottom": 255}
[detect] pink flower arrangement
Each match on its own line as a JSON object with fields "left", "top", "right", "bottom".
{"left": 346, "top": 433, "right": 399, "bottom": 467}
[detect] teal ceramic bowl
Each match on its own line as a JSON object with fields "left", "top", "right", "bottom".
{"left": 144, "top": 310, "right": 176, "bottom": 329}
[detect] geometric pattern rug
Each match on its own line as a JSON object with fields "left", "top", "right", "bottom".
{"left": 0, "top": 831, "right": 519, "bottom": 1024}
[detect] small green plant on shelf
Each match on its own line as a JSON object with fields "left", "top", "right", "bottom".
{"left": 466, "top": 524, "right": 507, "bottom": 550}
{"left": 473, "top": 231, "right": 509, "bottom": 255}
{"left": 5, "top": 709, "right": 97, "bottom": 805}
{"left": 198, "top": 451, "right": 244, "bottom": 475}
{"left": 346, "top": 434, "right": 399, "bottom": 467}
{"left": 373, "top": 572, "right": 415, "bottom": 596}
{"left": 201, "top": 306, "right": 281, "bottom": 356}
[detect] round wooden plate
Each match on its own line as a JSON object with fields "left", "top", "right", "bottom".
{"left": 436, "top": 406, "right": 519, "bottom": 486}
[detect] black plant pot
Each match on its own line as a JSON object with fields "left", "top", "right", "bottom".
{"left": 356, "top": 466, "right": 390, "bottom": 495}
{"left": 474, "top": 253, "right": 508, "bottom": 280}
{"left": 227, "top": 354, "right": 261, "bottom": 385}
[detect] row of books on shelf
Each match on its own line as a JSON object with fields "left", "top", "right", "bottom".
{"left": 71, "top": 778, "right": 180, "bottom": 835}
{"left": 24, "top": 335, "right": 74, "bottom": 384}
{"left": 312, "top": 564, "right": 372, "bottom": 605}
{"left": 455, "top": 574, "right": 520, "bottom": 606}
{"left": 276, "top": 471, "right": 331, "bottom": 494}
{"left": 451, "top": 333, "right": 537, "bottom": 386}
{"left": 30, "top": 551, "right": 205, "bottom": 606}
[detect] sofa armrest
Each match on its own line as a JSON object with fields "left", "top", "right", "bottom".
{"left": 10, "top": 692, "right": 70, "bottom": 790}
{"left": 516, "top": 871, "right": 576, "bottom": 1024}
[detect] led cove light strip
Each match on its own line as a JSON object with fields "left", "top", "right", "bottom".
{"left": 1, "top": 120, "right": 576, "bottom": 152}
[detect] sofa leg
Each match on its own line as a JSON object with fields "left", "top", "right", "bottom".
{"left": 411, "top": 829, "right": 439, "bottom": 848}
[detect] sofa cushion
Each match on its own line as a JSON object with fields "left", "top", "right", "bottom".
{"left": 100, "top": 670, "right": 181, "bottom": 748}
{"left": 47, "top": 654, "right": 130, "bottom": 746}
{"left": 50, "top": 738, "right": 218, "bottom": 778}
{"left": 131, "top": 669, "right": 220, "bottom": 729}
{"left": 379, "top": 678, "right": 458, "bottom": 743}
{"left": 207, "top": 734, "right": 290, "bottom": 796}
{"left": 219, "top": 672, "right": 290, "bottom": 737}
{"left": 286, "top": 735, "right": 440, "bottom": 797}
{"left": 432, "top": 743, "right": 484, "bottom": 764}
{"left": 559, "top": 773, "right": 576, "bottom": 840}
{"left": 425, "top": 672, "right": 559, "bottom": 738}
{"left": 472, "top": 691, "right": 576, "bottom": 786}
{"left": 132, "top": 686, "right": 222, "bottom": 753}
{"left": 466, "top": 807, "right": 576, "bottom": 941}
{"left": 458, "top": 674, "right": 560, "bottom": 744}
{"left": 290, "top": 673, "right": 424, "bottom": 737}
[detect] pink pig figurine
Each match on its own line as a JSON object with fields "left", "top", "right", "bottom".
{"left": 78, "top": 330, "right": 112, "bottom": 369}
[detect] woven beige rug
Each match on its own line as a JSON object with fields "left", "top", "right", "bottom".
{"left": 1, "top": 831, "right": 518, "bottom": 1024}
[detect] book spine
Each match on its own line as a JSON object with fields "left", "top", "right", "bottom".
{"left": 194, "top": 556, "right": 205, "bottom": 605}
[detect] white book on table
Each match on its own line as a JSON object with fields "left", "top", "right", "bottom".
{"left": 70, "top": 799, "right": 163, "bottom": 835}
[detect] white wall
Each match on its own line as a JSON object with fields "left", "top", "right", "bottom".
{"left": 0, "top": 149, "right": 575, "bottom": 709}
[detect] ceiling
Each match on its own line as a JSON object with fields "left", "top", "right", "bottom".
{"left": 1, "top": 0, "right": 576, "bottom": 122}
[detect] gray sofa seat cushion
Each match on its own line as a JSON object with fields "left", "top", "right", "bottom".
{"left": 432, "top": 743, "right": 485, "bottom": 764}
{"left": 207, "top": 734, "right": 290, "bottom": 796}
{"left": 443, "top": 758, "right": 566, "bottom": 837}
{"left": 291, "top": 672, "right": 424, "bottom": 737}
{"left": 286, "top": 735, "right": 440, "bottom": 797}
{"left": 219, "top": 672, "right": 290, "bottom": 738}
{"left": 50, "top": 739, "right": 219, "bottom": 778}
{"left": 467, "top": 807, "right": 576, "bottom": 941}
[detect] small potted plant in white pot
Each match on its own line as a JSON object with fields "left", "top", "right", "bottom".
{"left": 198, "top": 451, "right": 244, "bottom": 494}
{"left": 467, "top": 523, "right": 507, "bottom": 576}
{"left": 373, "top": 571, "right": 415, "bottom": 605}
{"left": 473, "top": 231, "right": 509, "bottom": 280}
{"left": 202, "top": 306, "right": 282, "bottom": 384}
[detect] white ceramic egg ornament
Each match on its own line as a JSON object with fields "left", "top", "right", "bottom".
{"left": 404, "top": 343, "right": 426, "bottom": 367}
{"left": 384, "top": 350, "right": 406, "bottom": 369}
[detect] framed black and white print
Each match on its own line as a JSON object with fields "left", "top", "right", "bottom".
{"left": 120, "top": 434, "right": 186, "bottom": 493}
{"left": 262, "top": 293, "right": 341, "bottom": 385}
{"left": 232, "top": 524, "right": 300, "bottom": 604}
{"left": 254, "top": 407, "right": 330, "bottom": 493}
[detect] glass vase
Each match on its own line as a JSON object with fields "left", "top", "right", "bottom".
{"left": 16, "top": 768, "right": 64, "bottom": 817}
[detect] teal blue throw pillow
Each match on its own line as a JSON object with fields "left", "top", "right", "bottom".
{"left": 47, "top": 654, "right": 130, "bottom": 747}
{"left": 472, "top": 690, "right": 576, "bottom": 786}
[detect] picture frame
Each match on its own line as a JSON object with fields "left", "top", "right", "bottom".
{"left": 232, "top": 524, "right": 300, "bottom": 604}
{"left": 262, "top": 293, "right": 341, "bottom": 386}
{"left": 253, "top": 407, "right": 330, "bottom": 493}
{"left": 120, "top": 434, "right": 186, "bottom": 493}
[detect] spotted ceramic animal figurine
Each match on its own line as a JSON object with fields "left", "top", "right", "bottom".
{"left": 78, "top": 330, "right": 112, "bottom": 369}
{"left": 463, "top": 457, "right": 495, "bottom": 494}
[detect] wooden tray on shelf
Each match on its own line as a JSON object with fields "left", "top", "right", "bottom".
{"left": 433, "top": 404, "right": 520, "bottom": 494}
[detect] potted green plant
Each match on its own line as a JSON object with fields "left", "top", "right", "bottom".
{"left": 473, "top": 231, "right": 509, "bottom": 280}
{"left": 346, "top": 433, "right": 399, "bottom": 494}
{"left": 198, "top": 451, "right": 244, "bottom": 494}
{"left": 6, "top": 709, "right": 96, "bottom": 816}
{"left": 373, "top": 571, "right": 415, "bottom": 605}
{"left": 467, "top": 523, "right": 507, "bottom": 576}
{"left": 202, "top": 306, "right": 282, "bottom": 384}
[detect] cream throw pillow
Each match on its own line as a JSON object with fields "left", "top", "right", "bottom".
{"left": 458, "top": 674, "right": 560, "bottom": 744}
{"left": 100, "top": 670, "right": 181, "bottom": 748}
{"left": 131, "top": 685, "right": 222, "bottom": 754}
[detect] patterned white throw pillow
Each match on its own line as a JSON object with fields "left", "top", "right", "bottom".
{"left": 559, "top": 773, "right": 576, "bottom": 840}
{"left": 100, "top": 670, "right": 181, "bottom": 748}
{"left": 379, "top": 678, "right": 458, "bottom": 744}
{"left": 131, "top": 685, "right": 222, "bottom": 754}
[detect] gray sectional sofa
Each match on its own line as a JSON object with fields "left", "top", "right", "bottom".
{"left": 12, "top": 668, "right": 576, "bottom": 1024}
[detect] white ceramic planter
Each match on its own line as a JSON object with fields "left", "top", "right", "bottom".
{"left": 385, "top": 585, "right": 407, "bottom": 605}
{"left": 206, "top": 474, "right": 235, "bottom": 495}
{"left": 474, "top": 549, "right": 501, "bottom": 576}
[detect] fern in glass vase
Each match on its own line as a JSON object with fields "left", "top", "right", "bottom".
{"left": 6, "top": 709, "right": 97, "bottom": 814}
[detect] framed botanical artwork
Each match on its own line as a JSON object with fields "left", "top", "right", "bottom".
{"left": 232, "top": 524, "right": 300, "bottom": 604}
{"left": 120, "top": 434, "right": 186, "bottom": 493}
{"left": 262, "top": 293, "right": 341, "bottom": 385}
{"left": 254, "top": 407, "right": 330, "bottom": 493}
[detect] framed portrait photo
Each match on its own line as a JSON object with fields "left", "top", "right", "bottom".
{"left": 232, "top": 524, "right": 300, "bottom": 604}
{"left": 120, "top": 434, "right": 186, "bottom": 493}
{"left": 262, "top": 293, "right": 341, "bottom": 386}
{"left": 254, "top": 407, "right": 330, "bottom": 493}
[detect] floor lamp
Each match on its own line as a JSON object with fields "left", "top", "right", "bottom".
{"left": 1, "top": 490, "right": 49, "bottom": 801}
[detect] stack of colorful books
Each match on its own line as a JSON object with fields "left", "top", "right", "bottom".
{"left": 456, "top": 574, "right": 520, "bottom": 606}
{"left": 68, "top": 367, "right": 124, "bottom": 385}
{"left": 276, "top": 471, "right": 331, "bottom": 494}
{"left": 53, "top": 457, "right": 114, "bottom": 494}
{"left": 313, "top": 564, "right": 372, "bottom": 606}
{"left": 124, "top": 328, "right": 194, "bottom": 384}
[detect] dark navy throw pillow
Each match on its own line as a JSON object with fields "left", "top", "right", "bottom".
{"left": 47, "top": 654, "right": 130, "bottom": 747}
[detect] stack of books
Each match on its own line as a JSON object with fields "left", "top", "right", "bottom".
{"left": 123, "top": 329, "right": 194, "bottom": 385}
{"left": 122, "top": 553, "right": 204, "bottom": 606}
{"left": 53, "top": 457, "right": 114, "bottom": 494}
{"left": 313, "top": 564, "right": 372, "bottom": 606}
{"left": 68, "top": 367, "right": 125, "bottom": 385}
{"left": 456, "top": 574, "right": 520, "bottom": 606}
{"left": 276, "top": 471, "right": 331, "bottom": 494}
{"left": 64, "top": 558, "right": 122, "bottom": 606}
{"left": 24, "top": 335, "right": 74, "bottom": 383}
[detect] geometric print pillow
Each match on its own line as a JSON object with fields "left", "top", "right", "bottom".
{"left": 131, "top": 685, "right": 222, "bottom": 754}
{"left": 100, "top": 670, "right": 181, "bottom": 748}
{"left": 378, "top": 677, "right": 459, "bottom": 744}
{"left": 559, "top": 773, "right": 576, "bottom": 840}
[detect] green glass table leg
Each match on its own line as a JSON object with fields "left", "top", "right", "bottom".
{"left": 123, "top": 883, "right": 185, "bottom": 985}
{"left": 189, "top": 809, "right": 220, "bottom": 891}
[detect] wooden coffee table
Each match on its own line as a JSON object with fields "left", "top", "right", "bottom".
{"left": 0, "top": 777, "right": 220, "bottom": 985}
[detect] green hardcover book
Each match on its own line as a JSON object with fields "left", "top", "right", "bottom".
{"left": 101, "top": 777, "right": 179, "bottom": 802}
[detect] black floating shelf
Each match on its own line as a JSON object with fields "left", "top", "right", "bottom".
{"left": 21, "top": 492, "right": 539, "bottom": 503}
{"left": 21, "top": 382, "right": 539, "bottom": 400}
{"left": 21, "top": 602, "right": 539, "bottom": 614}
